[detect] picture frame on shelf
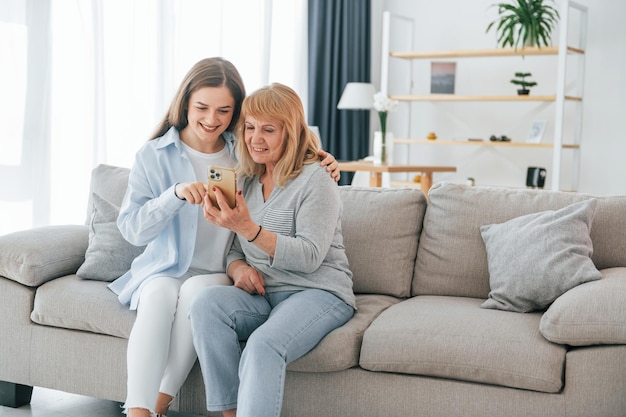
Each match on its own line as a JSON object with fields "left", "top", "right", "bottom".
{"left": 526, "top": 120, "right": 548, "bottom": 143}
{"left": 430, "top": 62, "right": 456, "bottom": 94}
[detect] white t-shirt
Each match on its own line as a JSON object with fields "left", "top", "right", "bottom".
{"left": 182, "top": 142, "right": 237, "bottom": 273}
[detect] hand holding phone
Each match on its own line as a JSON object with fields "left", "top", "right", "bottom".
{"left": 207, "top": 165, "right": 237, "bottom": 209}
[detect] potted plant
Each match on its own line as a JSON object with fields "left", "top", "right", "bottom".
{"left": 511, "top": 72, "right": 537, "bottom": 95}
{"left": 486, "top": 0, "right": 560, "bottom": 50}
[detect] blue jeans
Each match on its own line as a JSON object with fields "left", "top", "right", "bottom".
{"left": 189, "top": 286, "right": 354, "bottom": 417}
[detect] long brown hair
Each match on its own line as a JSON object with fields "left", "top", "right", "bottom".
{"left": 150, "top": 57, "right": 246, "bottom": 140}
{"left": 235, "top": 83, "right": 320, "bottom": 187}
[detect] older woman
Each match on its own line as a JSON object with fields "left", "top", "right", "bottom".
{"left": 190, "top": 83, "right": 355, "bottom": 417}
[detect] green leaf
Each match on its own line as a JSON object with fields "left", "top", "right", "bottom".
{"left": 486, "top": 0, "right": 560, "bottom": 49}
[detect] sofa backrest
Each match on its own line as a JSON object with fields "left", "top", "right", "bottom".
{"left": 339, "top": 186, "right": 427, "bottom": 298}
{"left": 412, "top": 182, "right": 626, "bottom": 299}
{"left": 85, "top": 164, "right": 131, "bottom": 224}
{"left": 86, "top": 165, "right": 429, "bottom": 299}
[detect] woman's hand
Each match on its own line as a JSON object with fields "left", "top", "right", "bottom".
{"left": 229, "top": 260, "right": 266, "bottom": 295}
{"left": 203, "top": 188, "right": 257, "bottom": 237}
{"left": 174, "top": 182, "right": 208, "bottom": 204}
{"left": 205, "top": 188, "right": 278, "bottom": 257}
{"left": 318, "top": 150, "right": 340, "bottom": 182}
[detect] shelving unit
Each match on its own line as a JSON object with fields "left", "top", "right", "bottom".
{"left": 380, "top": 0, "right": 588, "bottom": 191}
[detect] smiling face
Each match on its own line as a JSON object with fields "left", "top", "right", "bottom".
{"left": 180, "top": 86, "right": 235, "bottom": 153}
{"left": 244, "top": 115, "right": 286, "bottom": 170}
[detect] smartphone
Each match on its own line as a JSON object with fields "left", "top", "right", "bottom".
{"left": 207, "top": 165, "right": 237, "bottom": 209}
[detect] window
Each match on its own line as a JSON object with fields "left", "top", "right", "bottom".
{"left": 0, "top": 0, "right": 307, "bottom": 235}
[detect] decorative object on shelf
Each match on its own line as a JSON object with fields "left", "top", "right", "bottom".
{"left": 430, "top": 62, "right": 456, "bottom": 94}
{"left": 490, "top": 134, "right": 512, "bottom": 142}
{"left": 427, "top": 132, "right": 437, "bottom": 140}
{"left": 526, "top": 120, "right": 548, "bottom": 143}
{"left": 526, "top": 167, "right": 547, "bottom": 189}
{"left": 486, "top": 0, "right": 560, "bottom": 51}
{"left": 511, "top": 72, "right": 537, "bottom": 95}
{"left": 373, "top": 131, "right": 394, "bottom": 165}
{"left": 373, "top": 92, "right": 399, "bottom": 164}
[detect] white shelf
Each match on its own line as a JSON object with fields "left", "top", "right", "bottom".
{"left": 389, "top": 45, "right": 584, "bottom": 60}
{"left": 389, "top": 95, "right": 582, "bottom": 102}
{"left": 394, "top": 138, "right": 580, "bottom": 150}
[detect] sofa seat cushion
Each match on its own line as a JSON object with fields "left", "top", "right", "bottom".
{"left": 288, "top": 294, "right": 400, "bottom": 372}
{"left": 360, "top": 295, "right": 566, "bottom": 393}
{"left": 31, "top": 275, "right": 135, "bottom": 338}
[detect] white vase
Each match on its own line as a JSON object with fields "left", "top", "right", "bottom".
{"left": 373, "top": 131, "right": 394, "bottom": 165}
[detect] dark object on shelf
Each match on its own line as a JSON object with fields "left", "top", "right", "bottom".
{"left": 526, "top": 167, "right": 547, "bottom": 189}
{"left": 511, "top": 72, "right": 537, "bottom": 95}
{"left": 490, "top": 135, "right": 511, "bottom": 142}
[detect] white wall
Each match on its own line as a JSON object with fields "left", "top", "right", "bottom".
{"left": 370, "top": 0, "right": 626, "bottom": 195}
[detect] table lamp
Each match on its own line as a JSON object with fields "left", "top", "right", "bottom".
{"left": 337, "top": 82, "right": 376, "bottom": 185}
{"left": 337, "top": 82, "right": 376, "bottom": 109}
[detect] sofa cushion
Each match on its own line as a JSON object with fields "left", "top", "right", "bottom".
{"left": 0, "top": 225, "right": 88, "bottom": 287}
{"left": 85, "top": 164, "right": 130, "bottom": 225}
{"left": 360, "top": 295, "right": 566, "bottom": 393}
{"left": 288, "top": 294, "right": 400, "bottom": 372}
{"left": 412, "top": 182, "right": 626, "bottom": 299}
{"left": 540, "top": 267, "right": 626, "bottom": 346}
{"left": 339, "top": 186, "right": 427, "bottom": 298}
{"left": 31, "top": 274, "right": 136, "bottom": 338}
{"left": 77, "top": 193, "right": 146, "bottom": 282}
{"left": 480, "top": 199, "right": 601, "bottom": 312}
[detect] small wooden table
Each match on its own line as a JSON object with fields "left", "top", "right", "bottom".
{"left": 338, "top": 161, "right": 457, "bottom": 194}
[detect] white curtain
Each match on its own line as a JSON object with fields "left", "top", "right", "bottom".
{"left": 0, "top": 0, "right": 307, "bottom": 235}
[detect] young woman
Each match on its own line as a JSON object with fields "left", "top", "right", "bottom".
{"left": 190, "top": 83, "right": 355, "bottom": 417}
{"left": 108, "top": 59, "right": 339, "bottom": 417}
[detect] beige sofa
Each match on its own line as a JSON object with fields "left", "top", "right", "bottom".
{"left": 1, "top": 164, "right": 625, "bottom": 417}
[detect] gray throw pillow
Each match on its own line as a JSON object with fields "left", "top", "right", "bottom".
{"left": 77, "top": 193, "right": 145, "bottom": 281}
{"left": 480, "top": 199, "right": 601, "bottom": 313}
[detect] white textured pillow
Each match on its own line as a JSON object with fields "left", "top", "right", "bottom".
{"left": 480, "top": 199, "right": 602, "bottom": 313}
{"left": 77, "top": 193, "right": 145, "bottom": 281}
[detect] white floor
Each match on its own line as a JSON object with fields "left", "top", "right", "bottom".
{"left": 0, "top": 387, "right": 202, "bottom": 417}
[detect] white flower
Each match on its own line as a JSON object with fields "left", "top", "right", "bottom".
{"left": 373, "top": 92, "right": 399, "bottom": 113}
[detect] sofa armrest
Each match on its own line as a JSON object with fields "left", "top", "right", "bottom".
{"left": 0, "top": 225, "right": 89, "bottom": 287}
{"left": 540, "top": 267, "right": 626, "bottom": 346}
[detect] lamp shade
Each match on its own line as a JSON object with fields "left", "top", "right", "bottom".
{"left": 337, "top": 82, "right": 376, "bottom": 110}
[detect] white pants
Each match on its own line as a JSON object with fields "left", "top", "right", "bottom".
{"left": 124, "top": 272, "right": 231, "bottom": 412}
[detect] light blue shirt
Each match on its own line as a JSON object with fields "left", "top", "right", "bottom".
{"left": 108, "top": 127, "right": 237, "bottom": 309}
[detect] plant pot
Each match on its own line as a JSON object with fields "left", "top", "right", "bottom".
{"left": 517, "top": 89, "right": 530, "bottom": 95}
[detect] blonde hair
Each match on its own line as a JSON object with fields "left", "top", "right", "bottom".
{"left": 236, "top": 83, "right": 320, "bottom": 187}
